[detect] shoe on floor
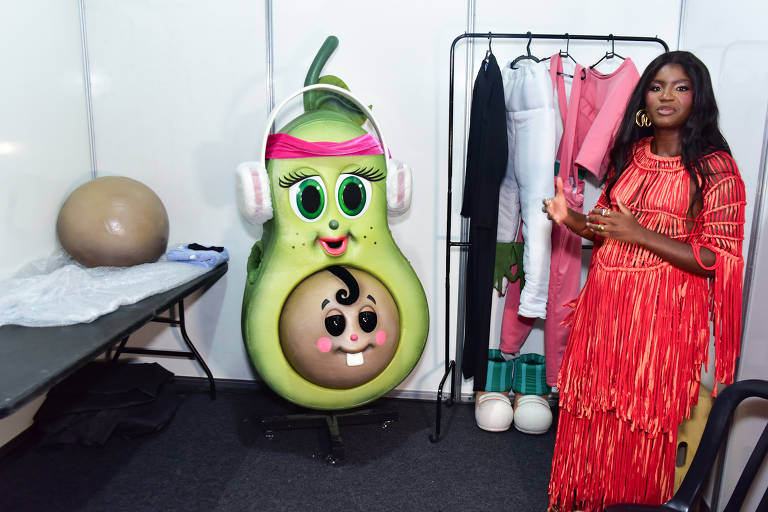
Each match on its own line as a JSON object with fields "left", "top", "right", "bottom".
{"left": 475, "top": 392, "right": 514, "bottom": 432}
{"left": 513, "top": 394, "right": 552, "bottom": 434}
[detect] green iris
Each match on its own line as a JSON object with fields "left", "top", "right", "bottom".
{"left": 296, "top": 178, "right": 325, "bottom": 220}
{"left": 338, "top": 175, "right": 366, "bottom": 217}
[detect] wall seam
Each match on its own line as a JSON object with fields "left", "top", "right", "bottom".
{"left": 676, "top": 0, "right": 687, "bottom": 50}
{"left": 453, "top": 0, "right": 476, "bottom": 402}
{"left": 265, "top": 0, "right": 275, "bottom": 119}
{"left": 77, "top": 0, "right": 98, "bottom": 179}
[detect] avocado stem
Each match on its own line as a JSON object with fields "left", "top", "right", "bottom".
{"left": 304, "top": 35, "right": 339, "bottom": 112}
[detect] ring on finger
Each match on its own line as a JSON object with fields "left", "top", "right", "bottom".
{"left": 598, "top": 224, "right": 605, "bottom": 232}
{"left": 601, "top": 208, "right": 608, "bottom": 216}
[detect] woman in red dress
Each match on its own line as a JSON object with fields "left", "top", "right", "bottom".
{"left": 544, "top": 51, "right": 746, "bottom": 511}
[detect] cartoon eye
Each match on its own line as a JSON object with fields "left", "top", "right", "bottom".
{"left": 335, "top": 174, "right": 372, "bottom": 218}
{"left": 324, "top": 312, "right": 346, "bottom": 337}
{"left": 289, "top": 177, "right": 326, "bottom": 222}
{"left": 358, "top": 307, "right": 377, "bottom": 333}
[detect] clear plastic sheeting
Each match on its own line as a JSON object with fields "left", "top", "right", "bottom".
{"left": 0, "top": 249, "right": 208, "bottom": 327}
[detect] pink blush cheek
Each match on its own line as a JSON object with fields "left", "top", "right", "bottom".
{"left": 375, "top": 331, "right": 386, "bottom": 345}
{"left": 317, "top": 337, "right": 332, "bottom": 353}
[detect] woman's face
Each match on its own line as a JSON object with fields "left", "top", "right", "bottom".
{"left": 645, "top": 63, "right": 694, "bottom": 130}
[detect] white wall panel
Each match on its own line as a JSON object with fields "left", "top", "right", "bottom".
{"left": 85, "top": 0, "right": 269, "bottom": 380}
{"left": 475, "top": 0, "right": 680, "bottom": 69}
{"left": 272, "top": 0, "right": 468, "bottom": 394}
{"left": 0, "top": 0, "right": 92, "bottom": 446}
{"left": 681, "top": 2, "right": 768, "bottom": 509}
{"left": 0, "top": 0, "right": 92, "bottom": 280}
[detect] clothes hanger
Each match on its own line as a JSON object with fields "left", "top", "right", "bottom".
{"left": 510, "top": 32, "right": 540, "bottom": 69}
{"left": 559, "top": 34, "right": 579, "bottom": 66}
{"left": 590, "top": 34, "right": 625, "bottom": 70}
{"left": 552, "top": 33, "right": 577, "bottom": 78}
{"left": 483, "top": 32, "right": 493, "bottom": 64}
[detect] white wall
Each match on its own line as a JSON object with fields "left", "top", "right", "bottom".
{"left": 0, "top": 0, "right": 92, "bottom": 279}
{"left": 0, "top": 0, "right": 93, "bottom": 446}
{"left": 83, "top": 0, "right": 269, "bottom": 381}
{"left": 680, "top": 2, "right": 768, "bottom": 509}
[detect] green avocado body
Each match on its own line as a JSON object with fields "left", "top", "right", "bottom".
{"left": 242, "top": 111, "right": 429, "bottom": 410}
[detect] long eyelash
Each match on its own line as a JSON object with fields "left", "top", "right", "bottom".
{"left": 279, "top": 170, "right": 312, "bottom": 188}
{"left": 351, "top": 167, "right": 385, "bottom": 182}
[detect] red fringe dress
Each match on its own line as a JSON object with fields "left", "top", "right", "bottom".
{"left": 548, "top": 138, "right": 746, "bottom": 512}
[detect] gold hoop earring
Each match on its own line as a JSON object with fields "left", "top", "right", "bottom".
{"left": 635, "top": 108, "right": 652, "bottom": 128}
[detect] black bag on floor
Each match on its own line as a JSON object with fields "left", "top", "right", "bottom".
{"left": 34, "top": 361, "right": 180, "bottom": 446}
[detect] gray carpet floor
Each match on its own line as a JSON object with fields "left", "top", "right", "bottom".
{"left": 0, "top": 382, "right": 557, "bottom": 511}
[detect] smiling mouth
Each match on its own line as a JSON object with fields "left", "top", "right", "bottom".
{"left": 317, "top": 235, "right": 348, "bottom": 256}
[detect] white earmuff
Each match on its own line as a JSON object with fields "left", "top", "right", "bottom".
{"left": 235, "top": 83, "right": 412, "bottom": 224}
{"left": 386, "top": 159, "right": 412, "bottom": 217}
{"left": 236, "top": 161, "right": 273, "bottom": 225}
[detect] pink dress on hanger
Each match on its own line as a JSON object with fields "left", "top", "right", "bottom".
{"left": 575, "top": 59, "right": 642, "bottom": 178}
{"left": 499, "top": 55, "right": 638, "bottom": 387}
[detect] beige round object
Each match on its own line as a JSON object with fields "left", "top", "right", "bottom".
{"left": 57, "top": 176, "right": 169, "bottom": 267}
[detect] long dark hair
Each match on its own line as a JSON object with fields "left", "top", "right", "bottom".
{"left": 605, "top": 51, "right": 731, "bottom": 205}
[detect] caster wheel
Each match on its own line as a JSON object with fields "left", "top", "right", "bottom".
{"left": 325, "top": 454, "right": 342, "bottom": 466}
{"left": 264, "top": 430, "right": 276, "bottom": 441}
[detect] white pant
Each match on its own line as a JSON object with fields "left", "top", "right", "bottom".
{"left": 498, "top": 59, "right": 555, "bottom": 319}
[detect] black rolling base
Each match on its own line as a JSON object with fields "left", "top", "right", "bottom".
{"left": 260, "top": 407, "right": 399, "bottom": 465}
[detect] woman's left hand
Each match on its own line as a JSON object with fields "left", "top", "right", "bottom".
{"left": 585, "top": 198, "right": 647, "bottom": 244}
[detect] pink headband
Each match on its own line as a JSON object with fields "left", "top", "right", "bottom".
{"left": 265, "top": 133, "right": 384, "bottom": 160}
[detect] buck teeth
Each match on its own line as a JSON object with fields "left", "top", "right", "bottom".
{"left": 346, "top": 352, "right": 364, "bottom": 366}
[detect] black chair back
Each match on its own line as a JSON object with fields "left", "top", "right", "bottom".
{"left": 606, "top": 379, "right": 768, "bottom": 512}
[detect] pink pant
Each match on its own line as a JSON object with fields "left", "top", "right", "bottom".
{"left": 500, "top": 185, "right": 583, "bottom": 386}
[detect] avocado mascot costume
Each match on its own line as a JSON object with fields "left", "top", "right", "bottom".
{"left": 236, "top": 36, "right": 429, "bottom": 410}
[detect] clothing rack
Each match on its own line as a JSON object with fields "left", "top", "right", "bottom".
{"left": 430, "top": 31, "right": 669, "bottom": 443}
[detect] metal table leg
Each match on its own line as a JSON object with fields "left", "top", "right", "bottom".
{"left": 112, "top": 299, "right": 216, "bottom": 399}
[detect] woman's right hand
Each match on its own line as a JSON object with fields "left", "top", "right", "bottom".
{"left": 542, "top": 176, "right": 568, "bottom": 224}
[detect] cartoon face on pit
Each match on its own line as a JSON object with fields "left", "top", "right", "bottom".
{"left": 279, "top": 266, "right": 400, "bottom": 389}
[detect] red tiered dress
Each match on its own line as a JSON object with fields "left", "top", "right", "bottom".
{"left": 548, "top": 138, "right": 746, "bottom": 512}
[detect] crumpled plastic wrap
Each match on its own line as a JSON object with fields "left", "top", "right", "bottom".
{"left": 0, "top": 249, "right": 209, "bottom": 327}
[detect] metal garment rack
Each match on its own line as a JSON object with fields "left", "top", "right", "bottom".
{"left": 430, "top": 31, "right": 669, "bottom": 443}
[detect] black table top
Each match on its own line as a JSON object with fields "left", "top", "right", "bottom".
{"left": 0, "top": 262, "right": 228, "bottom": 418}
